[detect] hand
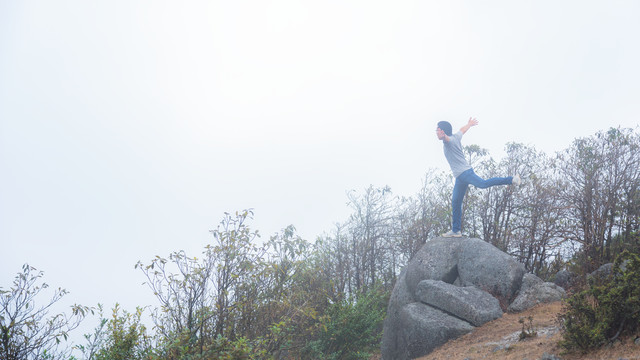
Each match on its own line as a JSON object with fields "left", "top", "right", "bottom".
{"left": 459, "top": 117, "right": 478, "bottom": 134}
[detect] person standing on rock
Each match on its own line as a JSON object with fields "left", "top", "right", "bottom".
{"left": 436, "top": 117, "right": 520, "bottom": 237}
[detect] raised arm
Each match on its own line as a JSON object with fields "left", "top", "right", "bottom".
{"left": 459, "top": 117, "right": 479, "bottom": 134}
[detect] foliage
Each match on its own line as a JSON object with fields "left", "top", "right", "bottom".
{"left": 75, "top": 303, "right": 256, "bottom": 360}
{"left": 0, "top": 264, "right": 90, "bottom": 360}
{"left": 206, "top": 210, "right": 264, "bottom": 340}
{"left": 155, "top": 332, "right": 255, "bottom": 360}
{"left": 345, "top": 185, "right": 396, "bottom": 293}
{"left": 74, "top": 304, "right": 153, "bottom": 360}
{"left": 556, "top": 127, "right": 640, "bottom": 273}
{"left": 304, "top": 286, "right": 387, "bottom": 360}
{"left": 136, "top": 211, "right": 328, "bottom": 359}
{"left": 135, "top": 210, "right": 264, "bottom": 359}
{"left": 610, "top": 231, "right": 640, "bottom": 259}
{"left": 250, "top": 226, "right": 327, "bottom": 357}
{"left": 559, "top": 251, "right": 640, "bottom": 351}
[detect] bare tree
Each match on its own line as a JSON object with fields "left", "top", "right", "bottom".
{"left": 0, "top": 265, "right": 89, "bottom": 360}
{"left": 394, "top": 171, "right": 451, "bottom": 266}
{"left": 500, "top": 144, "right": 568, "bottom": 276}
{"left": 206, "top": 210, "right": 263, "bottom": 339}
{"left": 136, "top": 210, "right": 263, "bottom": 357}
{"left": 556, "top": 127, "right": 640, "bottom": 272}
{"left": 346, "top": 185, "right": 394, "bottom": 293}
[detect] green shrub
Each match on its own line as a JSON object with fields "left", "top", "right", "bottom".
{"left": 95, "top": 305, "right": 152, "bottom": 360}
{"left": 74, "top": 304, "right": 153, "bottom": 360}
{"left": 559, "top": 251, "right": 640, "bottom": 351}
{"left": 303, "top": 287, "right": 387, "bottom": 360}
{"left": 153, "top": 332, "right": 256, "bottom": 360}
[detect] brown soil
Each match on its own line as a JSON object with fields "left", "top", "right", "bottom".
{"left": 413, "top": 301, "right": 640, "bottom": 360}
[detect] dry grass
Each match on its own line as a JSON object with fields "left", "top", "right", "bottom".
{"left": 411, "top": 301, "right": 640, "bottom": 360}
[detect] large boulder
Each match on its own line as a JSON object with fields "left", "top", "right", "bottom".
{"left": 456, "top": 240, "right": 525, "bottom": 306}
{"left": 400, "top": 303, "right": 474, "bottom": 359}
{"left": 588, "top": 262, "right": 614, "bottom": 284}
{"left": 380, "top": 268, "right": 414, "bottom": 358}
{"left": 382, "top": 237, "right": 538, "bottom": 360}
{"left": 508, "top": 273, "right": 566, "bottom": 312}
{"left": 587, "top": 260, "right": 630, "bottom": 285}
{"left": 416, "top": 279, "right": 502, "bottom": 326}
{"left": 404, "top": 238, "right": 461, "bottom": 295}
{"left": 553, "top": 269, "right": 577, "bottom": 290}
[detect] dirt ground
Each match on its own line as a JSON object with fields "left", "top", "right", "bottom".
{"left": 414, "top": 301, "right": 640, "bottom": 360}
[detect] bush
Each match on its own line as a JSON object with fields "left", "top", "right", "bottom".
{"left": 559, "top": 251, "right": 640, "bottom": 351}
{"left": 158, "top": 333, "right": 255, "bottom": 360}
{"left": 303, "top": 287, "right": 387, "bottom": 360}
{"left": 75, "top": 304, "right": 153, "bottom": 360}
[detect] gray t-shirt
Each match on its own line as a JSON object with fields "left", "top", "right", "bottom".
{"left": 443, "top": 131, "right": 472, "bottom": 177}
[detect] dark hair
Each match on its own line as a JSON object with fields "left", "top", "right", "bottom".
{"left": 437, "top": 121, "right": 452, "bottom": 136}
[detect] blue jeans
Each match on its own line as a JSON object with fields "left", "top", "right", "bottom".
{"left": 451, "top": 168, "right": 513, "bottom": 232}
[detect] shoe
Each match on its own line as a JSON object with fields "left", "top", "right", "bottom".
{"left": 512, "top": 174, "right": 521, "bottom": 186}
{"left": 442, "top": 230, "right": 462, "bottom": 238}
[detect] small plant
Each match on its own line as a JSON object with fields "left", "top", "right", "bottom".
{"left": 519, "top": 315, "right": 537, "bottom": 340}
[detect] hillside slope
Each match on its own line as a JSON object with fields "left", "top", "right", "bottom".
{"left": 416, "top": 301, "right": 640, "bottom": 360}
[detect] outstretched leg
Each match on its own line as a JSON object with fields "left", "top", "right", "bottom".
{"left": 458, "top": 169, "right": 512, "bottom": 189}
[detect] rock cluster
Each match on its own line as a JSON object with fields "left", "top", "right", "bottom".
{"left": 508, "top": 273, "right": 565, "bottom": 313}
{"left": 381, "top": 237, "right": 565, "bottom": 360}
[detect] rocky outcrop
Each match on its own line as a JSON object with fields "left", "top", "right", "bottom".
{"left": 403, "top": 237, "right": 525, "bottom": 307}
{"left": 508, "top": 273, "right": 565, "bottom": 312}
{"left": 381, "top": 237, "right": 563, "bottom": 360}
